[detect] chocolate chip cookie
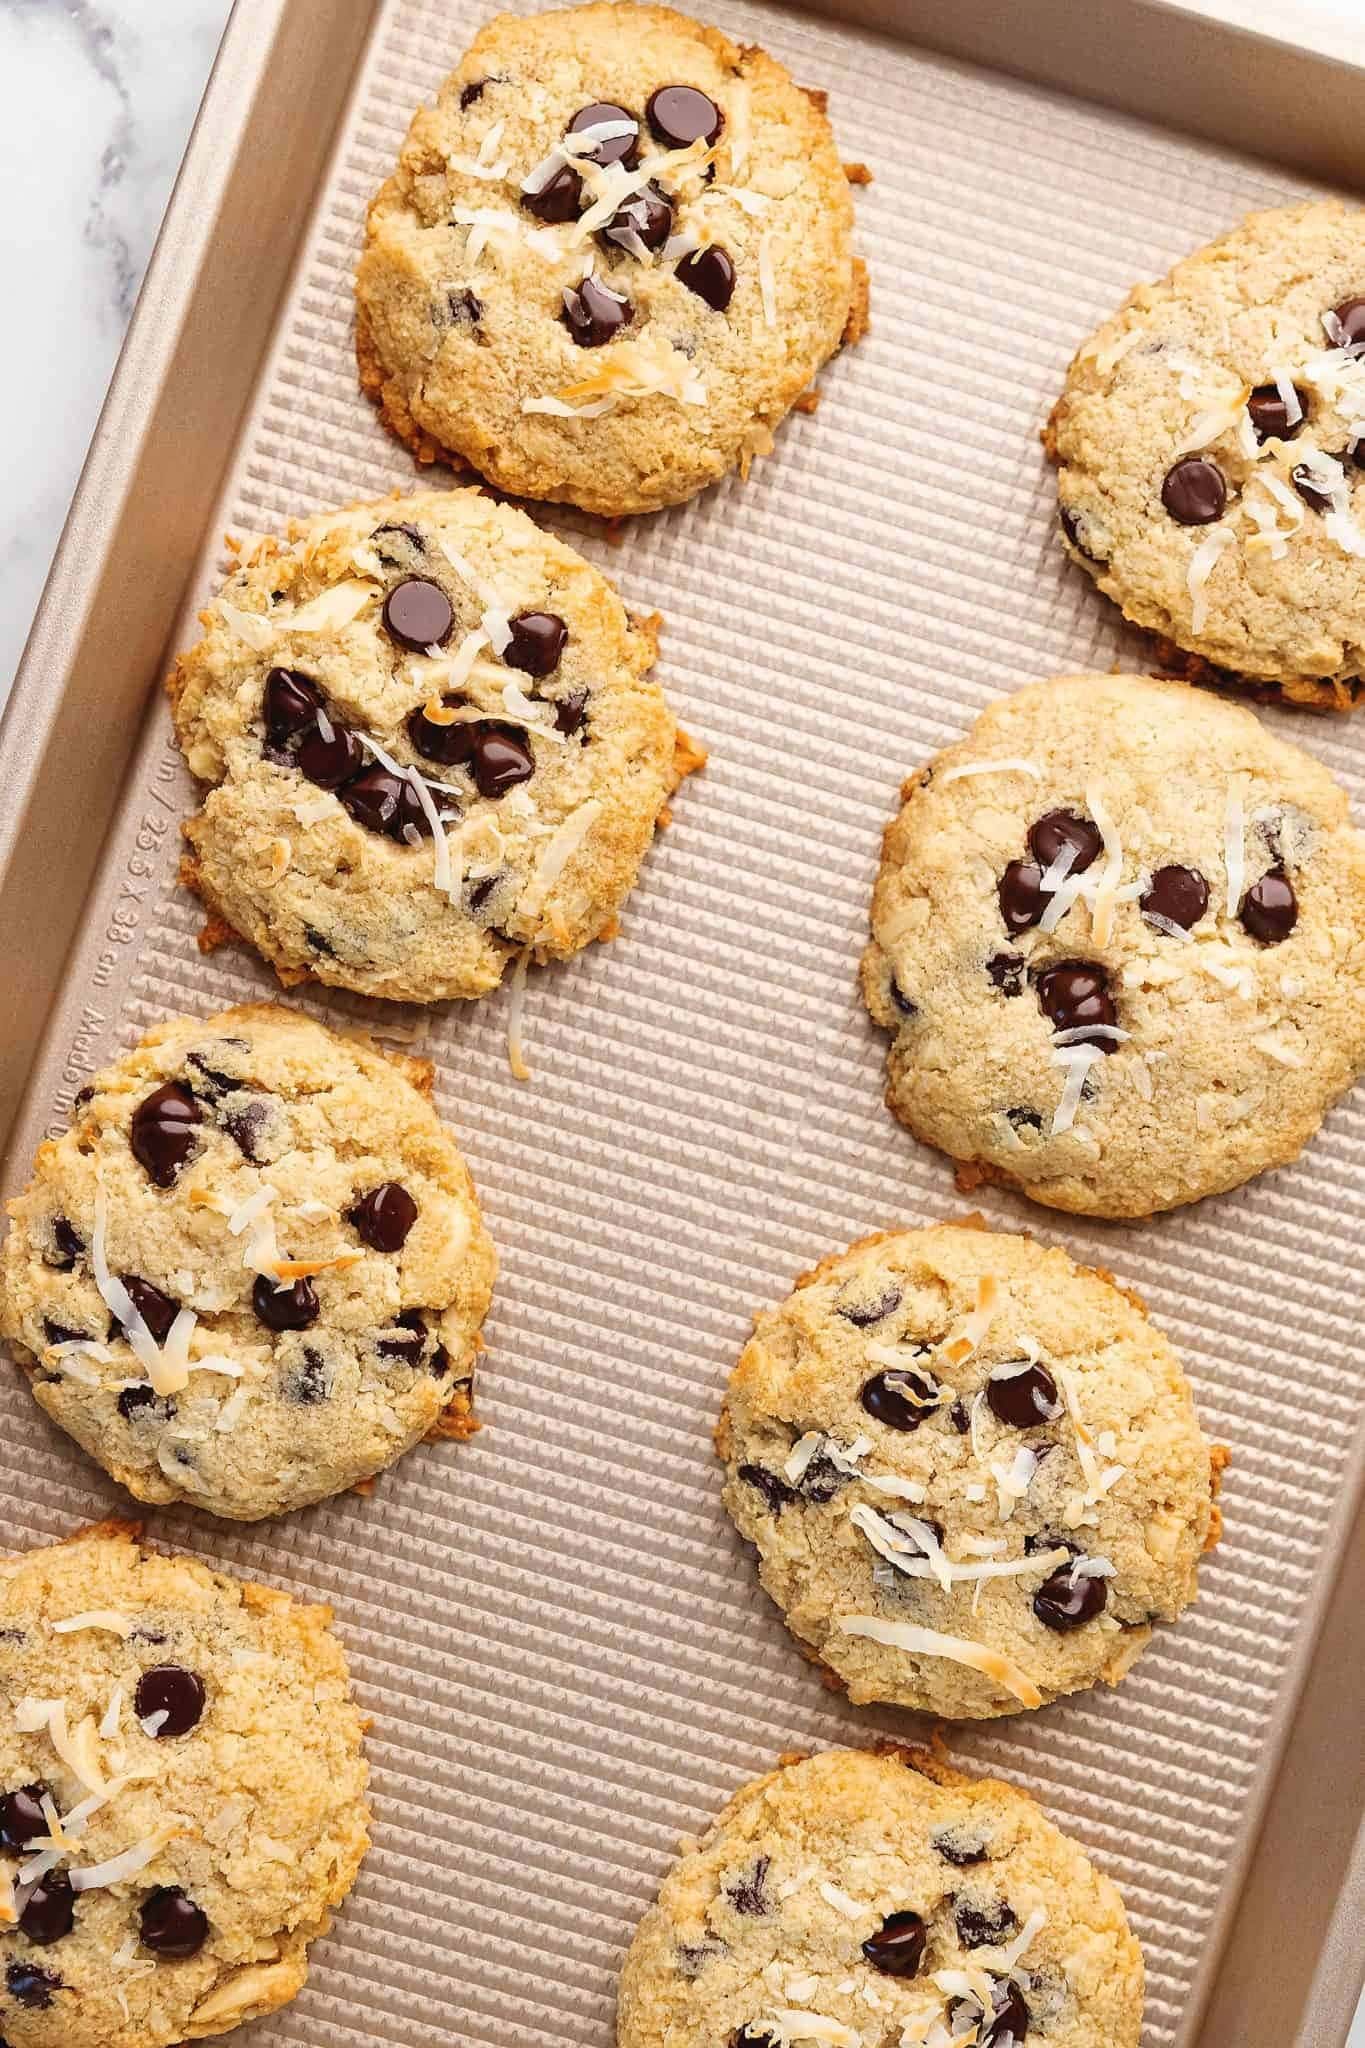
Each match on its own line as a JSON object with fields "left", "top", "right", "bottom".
{"left": 355, "top": 3, "right": 866, "bottom": 515}
{"left": 718, "top": 1223, "right": 1217, "bottom": 1720}
{"left": 618, "top": 1745, "right": 1143, "bottom": 2048}
{"left": 170, "top": 489, "right": 700, "bottom": 1003}
{"left": 1048, "top": 200, "right": 1365, "bottom": 707}
{"left": 0, "top": 1524, "right": 368, "bottom": 2047}
{"left": 862, "top": 672, "right": 1365, "bottom": 1216}
{"left": 0, "top": 1005, "right": 496, "bottom": 1520}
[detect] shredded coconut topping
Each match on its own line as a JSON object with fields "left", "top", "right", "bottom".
{"left": 92, "top": 1187, "right": 193, "bottom": 1396}
{"left": 51, "top": 1612, "right": 132, "bottom": 1639}
{"left": 939, "top": 757, "right": 1043, "bottom": 786}
{"left": 1186, "top": 524, "right": 1235, "bottom": 634}
{"left": 837, "top": 1616, "right": 1042, "bottom": 1710}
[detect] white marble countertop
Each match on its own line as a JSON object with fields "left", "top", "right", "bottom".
{"left": 0, "top": 0, "right": 1362, "bottom": 2038}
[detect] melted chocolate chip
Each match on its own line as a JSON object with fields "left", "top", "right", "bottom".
{"left": 49, "top": 1217, "right": 83, "bottom": 1269}
{"left": 340, "top": 766, "right": 434, "bottom": 843}
{"left": 467, "top": 874, "right": 499, "bottom": 911}
{"left": 1292, "top": 462, "right": 1337, "bottom": 514}
{"left": 19, "top": 1874, "right": 73, "bottom": 1946}
{"left": 988, "top": 952, "right": 1026, "bottom": 997}
{"left": 296, "top": 715, "right": 365, "bottom": 789}
{"left": 1141, "top": 863, "right": 1209, "bottom": 931}
{"left": 862, "top": 1910, "right": 927, "bottom": 1977}
{"left": 563, "top": 274, "right": 632, "bottom": 346}
{"left": 118, "top": 1276, "right": 179, "bottom": 1345}
{"left": 647, "top": 83, "right": 723, "bottom": 148}
{"left": 284, "top": 1347, "right": 330, "bottom": 1405}
{"left": 949, "top": 1398, "right": 971, "bottom": 1433}
{"left": 738, "top": 1463, "right": 796, "bottom": 1514}
{"left": 997, "top": 861, "right": 1045, "bottom": 935}
{"left": 131, "top": 1082, "right": 202, "bottom": 1187}
{"left": 889, "top": 978, "right": 917, "bottom": 1017}
{"left": 731, "top": 2031, "right": 779, "bottom": 2048}
{"left": 986, "top": 1361, "right": 1061, "bottom": 1429}
{"left": 1240, "top": 866, "right": 1297, "bottom": 942}
{"left": 523, "top": 163, "right": 585, "bottom": 222}
{"left": 1162, "top": 456, "right": 1227, "bottom": 524}
{"left": 601, "top": 181, "right": 674, "bottom": 254}
{"left": 252, "top": 1274, "right": 320, "bottom": 1333}
{"left": 1034, "top": 1561, "right": 1107, "bottom": 1631}
{"left": 1005, "top": 1106, "right": 1043, "bottom": 1134}
{"left": 185, "top": 1040, "right": 250, "bottom": 1094}
{"left": 473, "top": 727, "right": 536, "bottom": 798}
{"left": 568, "top": 101, "right": 639, "bottom": 168}
{"left": 860, "top": 1367, "right": 940, "bottom": 1430}
{"left": 1247, "top": 384, "right": 1306, "bottom": 443}
{"left": 304, "top": 925, "right": 334, "bottom": 955}
{"left": 370, "top": 522, "right": 425, "bottom": 561}
{"left": 382, "top": 577, "right": 454, "bottom": 652}
{"left": 1059, "top": 504, "right": 1105, "bottom": 563}
{"left": 449, "top": 287, "right": 482, "bottom": 325}
{"left": 836, "top": 1285, "right": 903, "bottom": 1327}
{"left": 505, "top": 611, "right": 568, "bottom": 677}
{"left": 5, "top": 1963, "right": 61, "bottom": 2010}
{"left": 407, "top": 699, "right": 478, "bottom": 767}
{"left": 1331, "top": 296, "right": 1365, "bottom": 347}
{"left": 1034, "top": 960, "right": 1118, "bottom": 1050}
{"left": 949, "top": 1980, "right": 1030, "bottom": 2046}
{"left": 796, "top": 1450, "right": 848, "bottom": 1505}
{"left": 554, "top": 688, "right": 589, "bottom": 736}
{"left": 724, "top": 1855, "right": 770, "bottom": 1916}
{"left": 135, "top": 1665, "right": 205, "bottom": 1738}
{"left": 117, "top": 1385, "right": 168, "bottom": 1422}
{"left": 933, "top": 1828, "right": 989, "bottom": 1866}
{"left": 139, "top": 1887, "right": 209, "bottom": 1959}
{"left": 264, "top": 668, "right": 323, "bottom": 744}
{"left": 222, "top": 1099, "right": 270, "bottom": 1162}
{"left": 349, "top": 1182, "right": 418, "bottom": 1252}
{"left": 1029, "top": 809, "right": 1101, "bottom": 875}
{"left": 676, "top": 243, "right": 735, "bottom": 312}
{"left": 43, "top": 1318, "right": 88, "bottom": 1347}
{"left": 0, "top": 1785, "right": 50, "bottom": 1850}
{"left": 955, "top": 1900, "right": 1018, "bottom": 1949}
{"left": 459, "top": 79, "right": 487, "bottom": 109}
{"left": 377, "top": 1310, "right": 427, "bottom": 1366}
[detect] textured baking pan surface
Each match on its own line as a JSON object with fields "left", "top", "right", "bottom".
{"left": 4, "top": 3, "right": 1363, "bottom": 2045}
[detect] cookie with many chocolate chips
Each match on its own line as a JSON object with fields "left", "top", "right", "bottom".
{"left": 0, "top": 1525, "right": 368, "bottom": 2047}
{"left": 862, "top": 673, "right": 1365, "bottom": 1216}
{"left": 1048, "top": 200, "right": 1365, "bottom": 707}
{"left": 355, "top": 3, "right": 866, "bottom": 515}
{"left": 617, "top": 1745, "right": 1143, "bottom": 2046}
{"left": 168, "top": 489, "right": 701, "bottom": 1003}
{"left": 718, "top": 1223, "right": 1217, "bottom": 1719}
{"left": 0, "top": 1005, "right": 496, "bottom": 1519}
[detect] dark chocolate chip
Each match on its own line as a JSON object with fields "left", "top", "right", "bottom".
{"left": 473, "top": 727, "right": 535, "bottom": 798}
{"left": 1247, "top": 384, "right": 1306, "bottom": 443}
{"left": 988, "top": 952, "right": 1026, "bottom": 997}
{"left": 0, "top": 1784, "right": 50, "bottom": 1850}
{"left": 862, "top": 1910, "right": 927, "bottom": 1977}
{"left": 252, "top": 1274, "right": 320, "bottom": 1333}
{"left": 1005, "top": 1106, "right": 1043, "bottom": 1133}
{"left": 933, "top": 1828, "right": 989, "bottom": 1866}
{"left": 349, "top": 1182, "right": 418, "bottom": 1252}
{"left": 955, "top": 1900, "right": 1018, "bottom": 1949}
{"left": 296, "top": 714, "right": 364, "bottom": 789}
{"left": 131, "top": 1082, "right": 202, "bottom": 1188}
{"left": 139, "top": 1887, "right": 209, "bottom": 1959}
{"left": 117, "top": 1385, "right": 168, "bottom": 1422}
{"left": 836, "top": 1285, "right": 903, "bottom": 1328}
{"left": 370, "top": 521, "right": 425, "bottom": 561}
{"left": 18, "top": 1874, "right": 73, "bottom": 1946}
{"left": 889, "top": 978, "right": 917, "bottom": 1017}
{"left": 1162, "top": 456, "right": 1226, "bottom": 524}
{"left": 554, "top": 688, "right": 589, "bottom": 736}
{"left": 1034, "top": 1561, "right": 1107, "bottom": 1631}
{"left": 283, "top": 1347, "right": 330, "bottom": 1405}
{"left": 118, "top": 1276, "right": 180, "bottom": 1346}
{"left": 382, "top": 576, "right": 454, "bottom": 652}
{"left": 135, "top": 1664, "right": 205, "bottom": 1738}
{"left": 222, "top": 1099, "right": 270, "bottom": 1163}
{"left": 949, "top": 1980, "right": 1030, "bottom": 2046}
{"left": 448, "top": 287, "right": 483, "bottom": 325}
{"left": 1330, "top": 295, "right": 1365, "bottom": 347}
{"left": 567, "top": 100, "right": 639, "bottom": 168}
{"left": 1028, "top": 809, "right": 1101, "bottom": 876}
{"left": 731, "top": 2032, "right": 780, "bottom": 2048}
{"left": 676, "top": 243, "right": 735, "bottom": 312}
{"left": 738, "top": 1463, "right": 796, "bottom": 1514}
{"left": 1240, "top": 866, "right": 1297, "bottom": 942}
{"left": 860, "top": 1367, "right": 940, "bottom": 1430}
{"left": 459, "top": 79, "right": 487, "bottom": 109}
{"left": 5, "top": 1963, "right": 61, "bottom": 2010}
{"left": 407, "top": 699, "right": 478, "bottom": 767}
{"left": 600, "top": 181, "right": 674, "bottom": 254}
{"left": 467, "top": 874, "right": 499, "bottom": 911}
{"left": 563, "top": 274, "right": 632, "bottom": 346}
{"left": 949, "top": 1398, "right": 971, "bottom": 1433}
{"left": 263, "top": 668, "right": 323, "bottom": 744}
{"left": 50, "top": 1217, "right": 84, "bottom": 1269}
{"left": 1141, "top": 863, "right": 1209, "bottom": 931}
{"left": 42, "top": 1318, "right": 88, "bottom": 1348}
{"left": 724, "top": 1855, "right": 770, "bottom": 1916}
{"left": 523, "top": 162, "right": 584, "bottom": 222}
{"left": 1034, "top": 960, "right": 1118, "bottom": 1050}
{"left": 430, "top": 1345, "right": 453, "bottom": 1380}
{"left": 1292, "top": 461, "right": 1338, "bottom": 514}
{"left": 340, "top": 765, "right": 434, "bottom": 842}
{"left": 986, "top": 1361, "right": 1061, "bottom": 1429}
{"left": 647, "top": 83, "right": 723, "bottom": 148}
{"left": 184, "top": 1041, "right": 250, "bottom": 1094}
{"left": 377, "top": 1310, "right": 427, "bottom": 1366}
{"left": 1059, "top": 504, "right": 1105, "bottom": 563}
{"left": 504, "top": 611, "right": 568, "bottom": 677}
{"left": 997, "top": 861, "right": 1046, "bottom": 935}
{"left": 304, "top": 924, "right": 335, "bottom": 955}
{"left": 796, "top": 1449, "right": 850, "bottom": 1505}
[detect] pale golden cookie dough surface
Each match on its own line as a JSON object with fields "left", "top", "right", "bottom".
{"left": 0, "top": 1006, "right": 496, "bottom": 1520}
{"left": 617, "top": 1746, "right": 1143, "bottom": 2048}
{"left": 862, "top": 673, "right": 1365, "bottom": 1217}
{"left": 719, "top": 1225, "right": 1215, "bottom": 1720}
{"left": 170, "top": 489, "right": 692, "bottom": 1004}
{"left": 0, "top": 1528, "right": 369, "bottom": 2048}
{"left": 355, "top": 3, "right": 861, "bottom": 515}
{"left": 1050, "top": 200, "right": 1365, "bottom": 707}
